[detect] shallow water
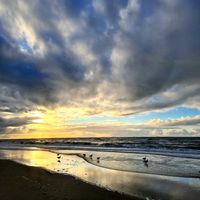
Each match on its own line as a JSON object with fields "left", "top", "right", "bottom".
{"left": 80, "top": 151, "right": 200, "bottom": 177}
{"left": 0, "top": 149, "right": 200, "bottom": 200}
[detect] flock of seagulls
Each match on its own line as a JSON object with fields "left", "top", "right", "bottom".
{"left": 56, "top": 153, "right": 101, "bottom": 164}
{"left": 56, "top": 153, "right": 148, "bottom": 167}
{"left": 84, "top": 153, "right": 148, "bottom": 166}
{"left": 83, "top": 153, "right": 101, "bottom": 163}
{"left": 57, "top": 153, "right": 61, "bottom": 162}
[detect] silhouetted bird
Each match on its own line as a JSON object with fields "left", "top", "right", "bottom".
{"left": 143, "top": 158, "right": 148, "bottom": 164}
{"left": 143, "top": 157, "right": 147, "bottom": 161}
{"left": 143, "top": 157, "right": 149, "bottom": 165}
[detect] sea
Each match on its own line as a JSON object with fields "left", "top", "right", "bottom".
{"left": 1, "top": 137, "right": 200, "bottom": 156}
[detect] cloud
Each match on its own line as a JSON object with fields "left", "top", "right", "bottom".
{"left": 68, "top": 115, "right": 200, "bottom": 137}
{"left": 112, "top": 0, "right": 200, "bottom": 103}
{"left": 0, "top": 116, "right": 37, "bottom": 134}
{"left": 149, "top": 115, "right": 200, "bottom": 127}
{"left": 0, "top": 0, "right": 200, "bottom": 136}
{"left": 0, "top": 29, "right": 59, "bottom": 103}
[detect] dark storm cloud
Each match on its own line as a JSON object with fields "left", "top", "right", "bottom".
{"left": 101, "top": 0, "right": 200, "bottom": 117}
{"left": 0, "top": 0, "right": 199, "bottom": 120}
{"left": 0, "top": 32, "right": 58, "bottom": 107}
{"left": 0, "top": 117, "right": 32, "bottom": 127}
{"left": 115, "top": 0, "right": 200, "bottom": 101}
{"left": 0, "top": 116, "right": 35, "bottom": 133}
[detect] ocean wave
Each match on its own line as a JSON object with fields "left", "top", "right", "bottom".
{"left": 0, "top": 137, "right": 200, "bottom": 159}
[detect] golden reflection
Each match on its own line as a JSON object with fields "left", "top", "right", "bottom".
{"left": 25, "top": 150, "right": 51, "bottom": 166}
{"left": 0, "top": 149, "right": 199, "bottom": 200}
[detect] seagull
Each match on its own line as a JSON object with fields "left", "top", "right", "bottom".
{"left": 143, "top": 158, "right": 148, "bottom": 164}
{"left": 142, "top": 157, "right": 149, "bottom": 164}
{"left": 143, "top": 157, "right": 147, "bottom": 161}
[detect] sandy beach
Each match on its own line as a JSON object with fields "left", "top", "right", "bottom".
{"left": 0, "top": 159, "right": 139, "bottom": 200}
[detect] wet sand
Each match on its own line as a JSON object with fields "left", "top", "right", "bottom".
{"left": 0, "top": 160, "right": 139, "bottom": 200}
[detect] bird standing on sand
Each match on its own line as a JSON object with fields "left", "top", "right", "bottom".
{"left": 89, "top": 154, "right": 93, "bottom": 159}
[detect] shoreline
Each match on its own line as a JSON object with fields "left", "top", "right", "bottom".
{"left": 1, "top": 143, "right": 200, "bottom": 160}
{"left": 0, "top": 159, "right": 139, "bottom": 200}
{"left": 0, "top": 149, "right": 200, "bottom": 200}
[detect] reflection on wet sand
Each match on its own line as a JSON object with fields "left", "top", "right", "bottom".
{"left": 0, "top": 149, "right": 199, "bottom": 200}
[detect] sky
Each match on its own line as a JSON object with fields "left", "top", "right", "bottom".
{"left": 0, "top": 0, "right": 200, "bottom": 139}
